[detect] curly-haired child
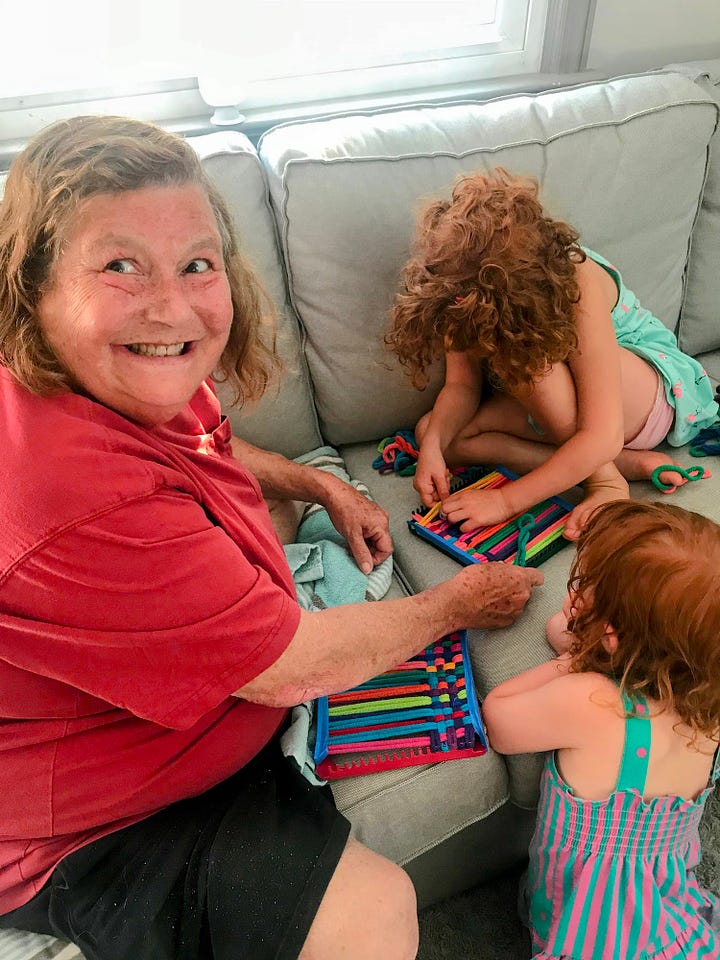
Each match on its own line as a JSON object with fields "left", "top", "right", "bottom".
{"left": 386, "top": 168, "right": 718, "bottom": 539}
{"left": 483, "top": 500, "right": 720, "bottom": 959}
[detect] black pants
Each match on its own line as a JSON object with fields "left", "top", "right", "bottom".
{"left": 1, "top": 744, "right": 350, "bottom": 960}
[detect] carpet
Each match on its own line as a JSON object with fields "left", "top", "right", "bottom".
{"left": 417, "top": 787, "right": 720, "bottom": 960}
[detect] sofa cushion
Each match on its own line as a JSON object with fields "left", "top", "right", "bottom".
{"left": 665, "top": 61, "right": 720, "bottom": 357}
{"left": 258, "top": 73, "right": 718, "bottom": 447}
{"left": 190, "top": 132, "right": 322, "bottom": 458}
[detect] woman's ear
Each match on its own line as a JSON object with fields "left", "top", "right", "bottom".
{"left": 601, "top": 624, "right": 618, "bottom": 656}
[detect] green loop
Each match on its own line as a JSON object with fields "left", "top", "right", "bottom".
{"left": 514, "top": 513, "right": 535, "bottom": 567}
{"left": 650, "top": 463, "right": 705, "bottom": 492}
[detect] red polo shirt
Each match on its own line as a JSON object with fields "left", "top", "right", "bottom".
{"left": 0, "top": 370, "right": 301, "bottom": 911}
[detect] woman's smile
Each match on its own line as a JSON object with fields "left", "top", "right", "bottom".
{"left": 123, "top": 341, "right": 191, "bottom": 357}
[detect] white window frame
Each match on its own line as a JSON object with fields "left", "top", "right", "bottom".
{"left": 0, "top": 0, "right": 596, "bottom": 172}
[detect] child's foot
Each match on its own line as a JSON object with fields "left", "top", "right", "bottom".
{"left": 616, "top": 449, "right": 703, "bottom": 493}
{"left": 563, "top": 475, "right": 630, "bottom": 541}
{"left": 615, "top": 448, "right": 687, "bottom": 489}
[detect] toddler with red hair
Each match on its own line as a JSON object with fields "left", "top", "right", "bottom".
{"left": 483, "top": 500, "right": 720, "bottom": 958}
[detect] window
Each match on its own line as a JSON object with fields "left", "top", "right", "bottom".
{"left": 1, "top": 0, "right": 593, "bottom": 168}
{"left": 198, "top": 0, "right": 551, "bottom": 112}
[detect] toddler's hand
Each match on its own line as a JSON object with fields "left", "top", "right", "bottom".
{"left": 414, "top": 447, "right": 450, "bottom": 506}
{"left": 546, "top": 609, "right": 573, "bottom": 654}
{"left": 442, "top": 488, "right": 513, "bottom": 532}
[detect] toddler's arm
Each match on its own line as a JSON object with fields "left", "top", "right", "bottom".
{"left": 482, "top": 655, "right": 578, "bottom": 753}
{"left": 482, "top": 659, "right": 599, "bottom": 755}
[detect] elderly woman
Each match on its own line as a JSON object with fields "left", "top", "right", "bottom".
{"left": 0, "top": 117, "right": 542, "bottom": 960}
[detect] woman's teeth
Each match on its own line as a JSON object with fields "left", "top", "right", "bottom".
{"left": 126, "top": 343, "right": 186, "bottom": 357}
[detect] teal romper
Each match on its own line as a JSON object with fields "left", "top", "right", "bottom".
{"left": 585, "top": 249, "right": 719, "bottom": 446}
{"left": 525, "top": 691, "right": 720, "bottom": 959}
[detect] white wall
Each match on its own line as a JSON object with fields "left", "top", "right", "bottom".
{"left": 587, "top": 0, "right": 720, "bottom": 75}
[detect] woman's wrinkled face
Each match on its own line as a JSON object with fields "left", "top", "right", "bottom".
{"left": 36, "top": 184, "right": 234, "bottom": 426}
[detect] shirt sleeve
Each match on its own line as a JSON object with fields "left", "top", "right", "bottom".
{"left": 0, "top": 487, "right": 301, "bottom": 729}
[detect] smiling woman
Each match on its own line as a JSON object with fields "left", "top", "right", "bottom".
{"left": 0, "top": 115, "right": 543, "bottom": 960}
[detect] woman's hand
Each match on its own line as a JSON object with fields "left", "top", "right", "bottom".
{"left": 323, "top": 480, "right": 393, "bottom": 574}
{"left": 441, "top": 487, "right": 514, "bottom": 532}
{"left": 448, "top": 562, "right": 544, "bottom": 629}
{"left": 414, "top": 444, "right": 450, "bottom": 506}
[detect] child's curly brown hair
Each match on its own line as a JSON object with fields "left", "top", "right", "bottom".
{"left": 567, "top": 500, "right": 720, "bottom": 741}
{"left": 386, "top": 167, "right": 585, "bottom": 395}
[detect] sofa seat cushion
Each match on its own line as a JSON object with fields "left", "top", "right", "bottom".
{"left": 329, "top": 573, "right": 511, "bottom": 862}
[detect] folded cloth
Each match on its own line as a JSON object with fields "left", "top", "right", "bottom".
{"left": 280, "top": 447, "right": 393, "bottom": 784}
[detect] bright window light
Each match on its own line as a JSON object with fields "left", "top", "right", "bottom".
{"left": 1, "top": 0, "right": 547, "bottom": 108}
{"left": 198, "top": 0, "right": 549, "bottom": 109}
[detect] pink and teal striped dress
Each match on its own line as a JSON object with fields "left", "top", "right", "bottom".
{"left": 524, "top": 691, "right": 720, "bottom": 958}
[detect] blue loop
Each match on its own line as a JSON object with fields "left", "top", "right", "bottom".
{"left": 689, "top": 423, "right": 720, "bottom": 457}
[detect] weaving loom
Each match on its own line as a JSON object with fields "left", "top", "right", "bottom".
{"left": 408, "top": 466, "right": 574, "bottom": 567}
{"left": 314, "top": 631, "right": 487, "bottom": 779}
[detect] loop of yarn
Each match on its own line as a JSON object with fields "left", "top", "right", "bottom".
{"left": 514, "top": 513, "right": 536, "bottom": 567}
{"left": 689, "top": 422, "right": 720, "bottom": 458}
{"left": 372, "top": 430, "right": 419, "bottom": 476}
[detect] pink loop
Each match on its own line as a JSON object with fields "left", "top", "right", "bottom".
{"left": 382, "top": 442, "right": 400, "bottom": 463}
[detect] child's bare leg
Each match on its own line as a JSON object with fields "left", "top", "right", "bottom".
{"left": 443, "top": 394, "right": 555, "bottom": 473}
{"left": 414, "top": 410, "right": 432, "bottom": 445}
{"left": 615, "top": 448, "right": 685, "bottom": 488}
{"left": 448, "top": 430, "right": 555, "bottom": 476}
{"left": 615, "top": 351, "right": 687, "bottom": 490}
{"left": 521, "top": 362, "right": 630, "bottom": 538}
{"left": 440, "top": 388, "right": 627, "bottom": 537}
{"left": 563, "top": 466, "right": 629, "bottom": 540}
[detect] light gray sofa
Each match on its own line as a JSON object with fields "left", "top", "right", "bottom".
{"left": 4, "top": 59, "right": 720, "bottom": 960}
{"left": 206, "top": 59, "right": 720, "bottom": 907}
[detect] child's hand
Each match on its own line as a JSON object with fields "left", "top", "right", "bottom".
{"left": 442, "top": 487, "right": 514, "bottom": 532}
{"left": 546, "top": 609, "right": 574, "bottom": 654}
{"left": 414, "top": 447, "right": 450, "bottom": 506}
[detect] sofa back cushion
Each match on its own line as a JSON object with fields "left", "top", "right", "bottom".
{"left": 259, "top": 73, "right": 718, "bottom": 446}
{"left": 191, "top": 132, "right": 321, "bottom": 458}
{"left": 665, "top": 60, "right": 720, "bottom": 358}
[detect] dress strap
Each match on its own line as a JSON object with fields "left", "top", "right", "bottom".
{"left": 711, "top": 746, "right": 720, "bottom": 784}
{"left": 615, "top": 690, "right": 651, "bottom": 793}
